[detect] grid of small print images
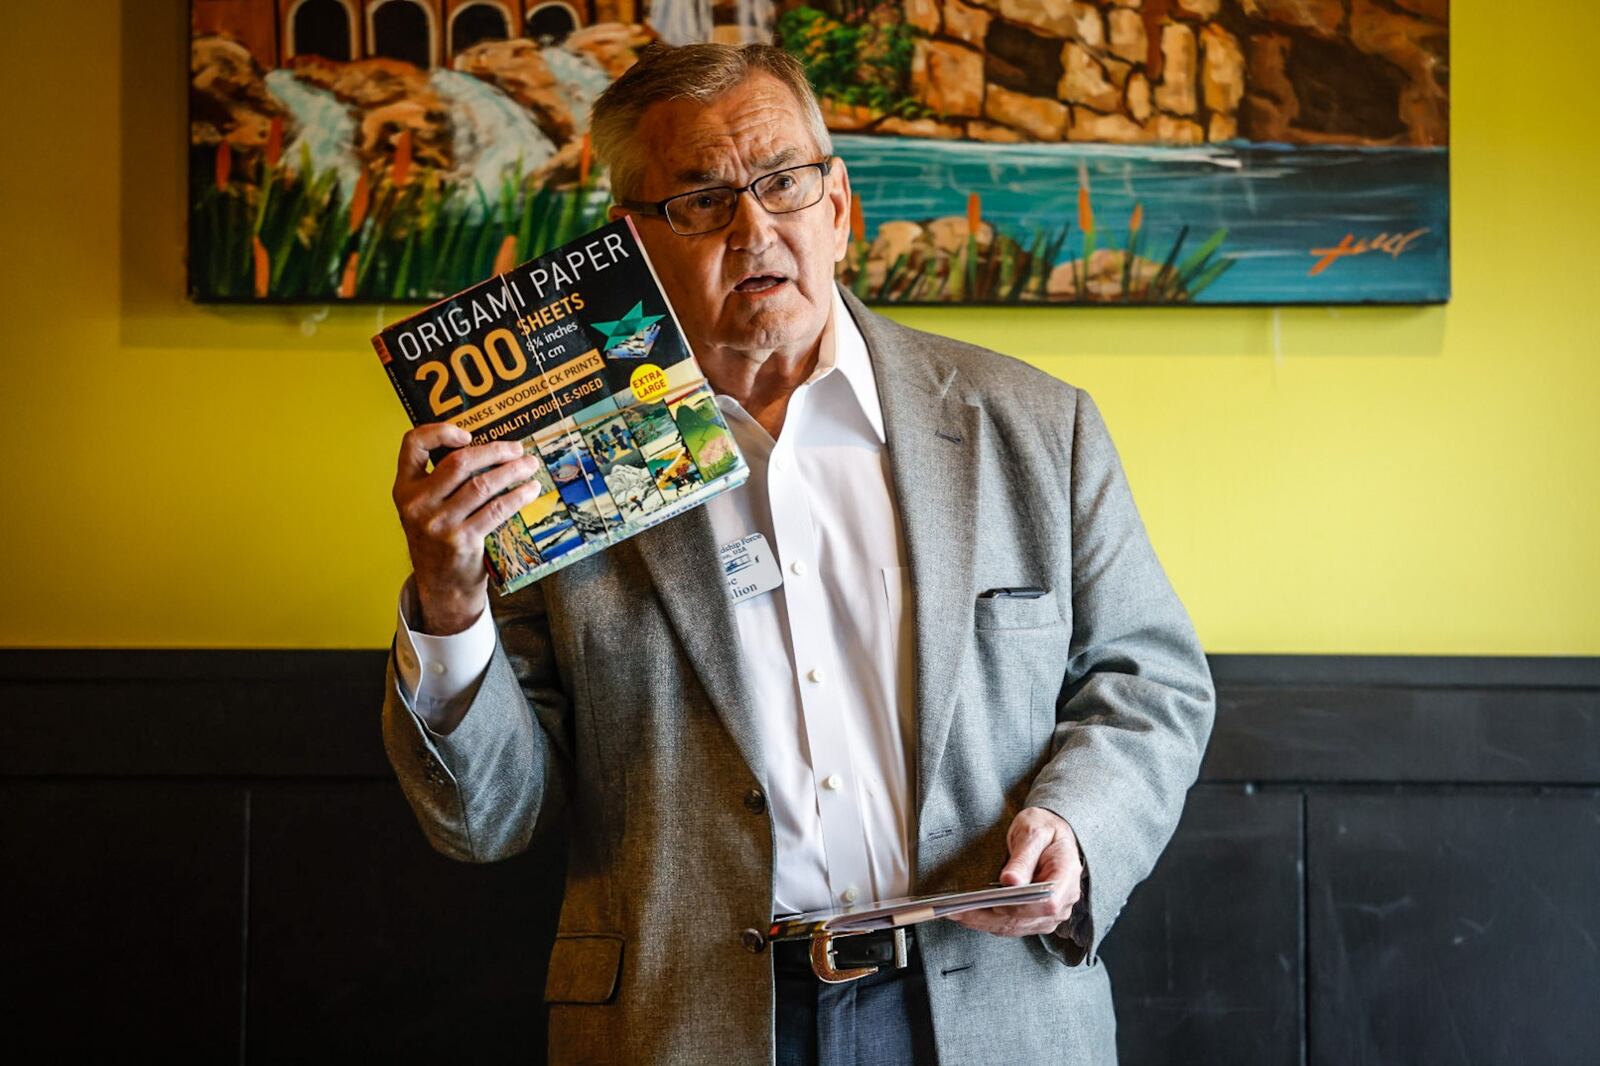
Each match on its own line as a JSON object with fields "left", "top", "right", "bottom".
{"left": 482, "top": 358, "right": 740, "bottom": 588}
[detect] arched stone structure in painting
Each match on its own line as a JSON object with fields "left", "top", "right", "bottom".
{"left": 367, "top": 0, "right": 438, "bottom": 68}
{"left": 286, "top": 0, "right": 357, "bottom": 61}
{"left": 525, "top": 2, "right": 581, "bottom": 45}
{"left": 449, "top": 2, "right": 514, "bottom": 56}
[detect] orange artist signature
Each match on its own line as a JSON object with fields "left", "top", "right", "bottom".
{"left": 1308, "top": 228, "right": 1431, "bottom": 277}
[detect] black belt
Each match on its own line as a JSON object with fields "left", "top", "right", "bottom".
{"left": 772, "top": 927, "right": 916, "bottom": 977}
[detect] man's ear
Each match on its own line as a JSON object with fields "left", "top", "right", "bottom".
{"left": 607, "top": 203, "right": 627, "bottom": 223}
{"left": 829, "top": 156, "right": 853, "bottom": 264}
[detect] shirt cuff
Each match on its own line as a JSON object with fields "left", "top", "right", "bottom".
{"left": 395, "top": 575, "right": 496, "bottom": 731}
{"left": 1057, "top": 847, "right": 1094, "bottom": 949}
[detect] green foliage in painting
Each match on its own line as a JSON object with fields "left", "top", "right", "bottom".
{"left": 776, "top": 5, "right": 928, "bottom": 120}
{"left": 190, "top": 140, "right": 609, "bottom": 303}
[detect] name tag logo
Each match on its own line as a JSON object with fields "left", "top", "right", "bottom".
{"left": 718, "top": 532, "right": 784, "bottom": 605}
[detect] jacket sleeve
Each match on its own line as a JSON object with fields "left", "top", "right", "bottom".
{"left": 380, "top": 577, "right": 576, "bottom": 863}
{"left": 1024, "top": 387, "right": 1216, "bottom": 967}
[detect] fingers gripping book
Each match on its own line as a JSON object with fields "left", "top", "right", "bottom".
{"left": 373, "top": 218, "right": 749, "bottom": 595}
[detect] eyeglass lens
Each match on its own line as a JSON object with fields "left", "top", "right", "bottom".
{"left": 665, "top": 165, "right": 825, "bottom": 234}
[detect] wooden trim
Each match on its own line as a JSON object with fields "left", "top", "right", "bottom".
{"left": 2, "top": 652, "right": 1595, "bottom": 783}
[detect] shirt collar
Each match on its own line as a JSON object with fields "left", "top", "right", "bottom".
{"left": 804, "top": 284, "right": 887, "bottom": 444}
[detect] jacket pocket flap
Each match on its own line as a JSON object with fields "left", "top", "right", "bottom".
{"left": 544, "top": 934, "right": 624, "bottom": 1004}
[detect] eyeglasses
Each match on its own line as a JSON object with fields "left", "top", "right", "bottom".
{"left": 620, "top": 159, "right": 834, "bottom": 236}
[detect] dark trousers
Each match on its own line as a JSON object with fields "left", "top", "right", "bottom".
{"left": 772, "top": 936, "right": 939, "bottom": 1066}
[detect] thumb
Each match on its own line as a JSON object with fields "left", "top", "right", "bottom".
{"left": 1000, "top": 825, "right": 1049, "bottom": 886}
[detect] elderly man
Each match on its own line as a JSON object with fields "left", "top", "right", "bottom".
{"left": 383, "top": 42, "right": 1214, "bottom": 1066}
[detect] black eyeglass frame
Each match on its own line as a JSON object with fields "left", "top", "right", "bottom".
{"left": 618, "top": 159, "right": 836, "bottom": 236}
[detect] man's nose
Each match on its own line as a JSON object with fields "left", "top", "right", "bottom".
{"left": 725, "top": 188, "right": 777, "bottom": 253}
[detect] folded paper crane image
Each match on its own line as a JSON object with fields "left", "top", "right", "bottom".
{"left": 594, "top": 301, "right": 666, "bottom": 359}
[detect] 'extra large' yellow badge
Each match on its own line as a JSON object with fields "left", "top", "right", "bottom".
{"left": 630, "top": 364, "right": 668, "bottom": 404}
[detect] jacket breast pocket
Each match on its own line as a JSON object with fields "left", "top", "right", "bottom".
{"left": 544, "top": 933, "right": 624, "bottom": 1004}
{"left": 971, "top": 589, "right": 1070, "bottom": 784}
{"left": 973, "top": 588, "right": 1063, "bottom": 631}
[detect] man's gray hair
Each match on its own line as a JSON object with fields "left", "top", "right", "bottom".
{"left": 589, "top": 43, "right": 834, "bottom": 204}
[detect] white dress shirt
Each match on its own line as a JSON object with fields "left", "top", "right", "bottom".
{"left": 395, "top": 285, "right": 916, "bottom": 917}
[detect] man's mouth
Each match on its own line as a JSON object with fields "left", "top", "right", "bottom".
{"left": 733, "top": 273, "right": 788, "bottom": 294}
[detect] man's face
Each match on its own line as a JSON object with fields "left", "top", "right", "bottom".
{"left": 612, "top": 71, "right": 851, "bottom": 361}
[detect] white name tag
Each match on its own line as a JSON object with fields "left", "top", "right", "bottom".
{"left": 719, "top": 532, "right": 783, "bottom": 605}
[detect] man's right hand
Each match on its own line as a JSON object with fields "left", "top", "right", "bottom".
{"left": 392, "top": 423, "right": 546, "bottom": 635}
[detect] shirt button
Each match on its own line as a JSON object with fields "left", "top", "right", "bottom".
{"left": 428, "top": 661, "right": 447, "bottom": 676}
{"left": 807, "top": 667, "right": 825, "bottom": 684}
{"left": 842, "top": 886, "right": 860, "bottom": 903}
{"left": 790, "top": 560, "right": 808, "bottom": 576}
{"left": 824, "top": 773, "right": 842, "bottom": 791}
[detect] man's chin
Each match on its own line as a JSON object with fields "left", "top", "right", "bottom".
{"left": 717, "top": 299, "right": 817, "bottom": 350}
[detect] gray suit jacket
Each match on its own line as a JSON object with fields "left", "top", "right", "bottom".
{"left": 382, "top": 286, "right": 1216, "bottom": 1065}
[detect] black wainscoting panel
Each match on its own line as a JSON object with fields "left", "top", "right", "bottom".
{"left": 3, "top": 651, "right": 1596, "bottom": 1064}
{"left": 1207, "top": 655, "right": 1599, "bottom": 690}
{"left": 1103, "top": 785, "right": 1303, "bottom": 1066}
{"left": 1307, "top": 790, "right": 1600, "bottom": 1066}
{"left": 1206, "top": 686, "right": 1600, "bottom": 785}
{"left": 0, "top": 651, "right": 391, "bottom": 777}
{"left": 5, "top": 652, "right": 1594, "bottom": 785}
{"left": 0, "top": 780, "right": 246, "bottom": 1059}
{"left": 246, "top": 780, "right": 567, "bottom": 1062}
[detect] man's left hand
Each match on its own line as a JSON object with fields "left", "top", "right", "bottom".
{"left": 946, "top": 806, "right": 1084, "bottom": 937}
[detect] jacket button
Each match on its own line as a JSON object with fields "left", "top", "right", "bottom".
{"left": 741, "top": 928, "right": 767, "bottom": 954}
{"left": 743, "top": 788, "right": 767, "bottom": 814}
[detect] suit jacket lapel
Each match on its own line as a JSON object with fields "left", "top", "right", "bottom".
{"left": 632, "top": 505, "right": 767, "bottom": 794}
{"left": 839, "top": 287, "right": 982, "bottom": 831}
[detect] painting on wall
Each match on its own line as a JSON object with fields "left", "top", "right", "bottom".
{"left": 189, "top": 0, "right": 1449, "bottom": 306}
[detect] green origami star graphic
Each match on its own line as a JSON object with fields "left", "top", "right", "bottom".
{"left": 592, "top": 302, "right": 665, "bottom": 348}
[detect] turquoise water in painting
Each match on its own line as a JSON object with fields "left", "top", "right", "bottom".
{"left": 833, "top": 135, "right": 1450, "bottom": 304}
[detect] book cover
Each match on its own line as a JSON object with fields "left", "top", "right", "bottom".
{"left": 372, "top": 217, "right": 748, "bottom": 595}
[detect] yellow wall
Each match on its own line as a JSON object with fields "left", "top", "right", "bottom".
{"left": 1, "top": 1, "right": 1594, "bottom": 652}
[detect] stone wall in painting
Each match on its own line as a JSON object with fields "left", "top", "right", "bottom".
{"left": 798, "top": 0, "right": 1448, "bottom": 147}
